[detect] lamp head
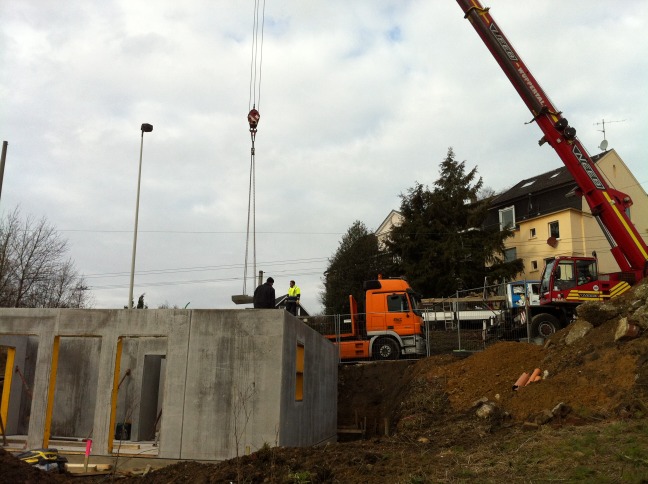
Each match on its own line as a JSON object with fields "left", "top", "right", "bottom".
{"left": 141, "top": 123, "right": 153, "bottom": 133}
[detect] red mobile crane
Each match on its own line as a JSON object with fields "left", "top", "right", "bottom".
{"left": 457, "top": 0, "right": 648, "bottom": 337}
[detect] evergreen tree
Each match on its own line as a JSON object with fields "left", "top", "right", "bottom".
{"left": 386, "top": 148, "right": 522, "bottom": 297}
{"left": 320, "top": 220, "right": 396, "bottom": 315}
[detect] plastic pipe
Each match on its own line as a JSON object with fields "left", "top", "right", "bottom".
{"left": 513, "top": 372, "right": 530, "bottom": 390}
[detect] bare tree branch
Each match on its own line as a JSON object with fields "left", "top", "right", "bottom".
{"left": 0, "top": 207, "right": 91, "bottom": 308}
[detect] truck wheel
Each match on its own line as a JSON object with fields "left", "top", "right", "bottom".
{"left": 373, "top": 337, "right": 400, "bottom": 361}
{"left": 530, "top": 313, "right": 560, "bottom": 338}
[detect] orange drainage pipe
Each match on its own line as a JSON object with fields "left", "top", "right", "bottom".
{"left": 513, "top": 372, "right": 530, "bottom": 390}
{"left": 525, "top": 368, "right": 542, "bottom": 386}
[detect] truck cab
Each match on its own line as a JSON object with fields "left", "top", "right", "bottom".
{"left": 507, "top": 280, "right": 540, "bottom": 308}
{"left": 539, "top": 256, "right": 633, "bottom": 306}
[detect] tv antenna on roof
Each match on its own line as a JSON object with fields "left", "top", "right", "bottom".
{"left": 594, "top": 118, "right": 625, "bottom": 151}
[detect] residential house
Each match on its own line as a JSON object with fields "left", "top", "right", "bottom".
{"left": 375, "top": 209, "right": 403, "bottom": 249}
{"left": 484, "top": 149, "right": 648, "bottom": 279}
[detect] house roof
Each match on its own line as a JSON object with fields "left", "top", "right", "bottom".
{"left": 375, "top": 209, "right": 402, "bottom": 235}
{"left": 491, "top": 151, "right": 608, "bottom": 206}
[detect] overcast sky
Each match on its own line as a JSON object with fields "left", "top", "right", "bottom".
{"left": 2, "top": 1, "right": 646, "bottom": 313}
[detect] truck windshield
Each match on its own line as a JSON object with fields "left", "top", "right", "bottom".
{"left": 408, "top": 292, "right": 424, "bottom": 316}
{"left": 540, "top": 259, "right": 555, "bottom": 295}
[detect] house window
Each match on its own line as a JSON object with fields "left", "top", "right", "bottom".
{"left": 499, "top": 206, "right": 515, "bottom": 230}
{"left": 529, "top": 228, "right": 536, "bottom": 239}
{"left": 549, "top": 221, "right": 560, "bottom": 239}
{"left": 531, "top": 260, "right": 538, "bottom": 271}
{"left": 295, "top": 343, "right": 304, "bottom": 402}
{"left": 504, "top": 247, "right": 517, "bottom": 262}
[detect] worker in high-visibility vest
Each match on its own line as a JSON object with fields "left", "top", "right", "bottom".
{"left": 286, "top": 280, "right": 301, "bottom": 316}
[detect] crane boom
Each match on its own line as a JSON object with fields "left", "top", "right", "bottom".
{"left": 456, "top": 0, "right": 648, "bottom": 278}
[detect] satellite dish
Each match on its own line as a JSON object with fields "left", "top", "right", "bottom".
{"left": 599, "top": 139, "right": 608, "bottom": 151}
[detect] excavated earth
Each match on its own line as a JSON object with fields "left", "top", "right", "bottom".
{"left": 3, "top": 280, "right": 648, "bottom": 482}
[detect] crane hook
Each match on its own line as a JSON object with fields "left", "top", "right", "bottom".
{"left": 248, "top": 108, "right": 260, "bottom": 133}
{"left": 248, "top": 108, "right": 260, "bottom": 153}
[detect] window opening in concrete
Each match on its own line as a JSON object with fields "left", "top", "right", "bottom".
{"left": 43, "top": 336, "right": 59, "bottom": 447}
{"left": 137, "top": 355, "right": 166, "bottom": 442}
{"left": 110, "top": 336, "right": 167, "bottom": 455}
{"left": 46, "top": 336, "right": 102, "bottom": 448}
{"left": 0, "top": 336, "right": 39, "bottom": 443}
{"left": 1, "top": 346, "right": 16, "bottom": 439}
{"left": 108, "top": 337, "right": 123, "bottom": 454}
{"left": 296, "top": 344, "right": 304, "bottom": 402}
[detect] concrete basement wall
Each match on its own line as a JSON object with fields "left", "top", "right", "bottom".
{"left": 0, "top": 308, "right": 338, "bottom": 461}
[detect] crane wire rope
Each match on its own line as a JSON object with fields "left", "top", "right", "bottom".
{"left": 243, "top": 0, "right": 265, "bottom": 296}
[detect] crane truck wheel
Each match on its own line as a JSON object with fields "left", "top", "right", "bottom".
{"left": 373, "top": 337, "right": 400, "bottom": 361}
{"left": 530, "top": 313, "right": 560, "bottom": 339}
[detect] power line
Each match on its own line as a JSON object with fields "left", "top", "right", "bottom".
{"left": 82, "top": 257, "right": 330, "bottom": 279}
{"left": 57, "top": 229, "right": 345, "bottom": 235}
{"left": 89, "top": 268, "right": 326, "bottom": 291}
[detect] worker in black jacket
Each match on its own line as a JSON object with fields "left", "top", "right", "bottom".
{"left": 253, "top": 277, "right": 275, "bottom": 308}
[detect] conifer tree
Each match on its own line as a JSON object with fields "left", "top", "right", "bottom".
{"left": 386, "top": 148, "right": 522, "bottom": 296}
{"left": 320, "top": 220, "right": 396, "bottom": 315}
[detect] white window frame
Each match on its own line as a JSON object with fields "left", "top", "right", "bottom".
{"left": 499, "top": 206, "right": 516, "bottom": 231}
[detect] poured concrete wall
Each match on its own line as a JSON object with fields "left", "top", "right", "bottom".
{"left": 0, "top": 308, "right": 338, "bottom": 460}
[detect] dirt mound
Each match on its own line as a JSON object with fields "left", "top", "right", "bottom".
{"left": 395, "top": 279, "right": 648, "bottom": 433}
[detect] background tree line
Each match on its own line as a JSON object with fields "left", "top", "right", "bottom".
{"left": 0, "top": 207, "right": 91, "bottom": 308}
{"left": 320, "top": 148, "right": 523, "bottom": 314}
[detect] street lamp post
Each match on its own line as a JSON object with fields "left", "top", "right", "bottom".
{"left": 128, "top": 123, "right": 153, "bottom": 309}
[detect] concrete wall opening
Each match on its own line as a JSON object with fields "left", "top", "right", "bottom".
{"left": 49, "top": 336, "right": 102, "bottom": 440}
{"left": 112, "top": 337, "right": 167, "bottom": 451}
{"left": 0, "top": 336, "right": 39, "bottom": 438}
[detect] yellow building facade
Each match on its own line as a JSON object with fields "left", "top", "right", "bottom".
{"left": 500, "top": 150, "right": 648, "bottom": 278}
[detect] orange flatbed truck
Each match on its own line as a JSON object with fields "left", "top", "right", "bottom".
{"left": 317, "top": 276, "right": 427, "bottom": 361}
